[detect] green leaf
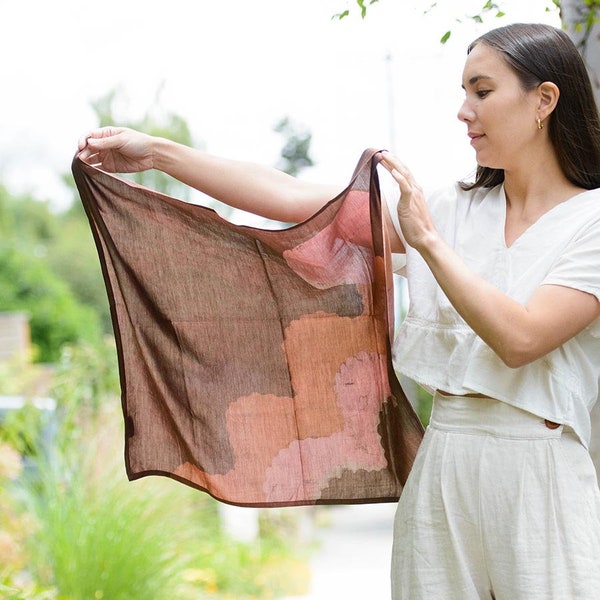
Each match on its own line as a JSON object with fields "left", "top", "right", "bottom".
{"left": 424, "top": 2, "right": 438, "bottom": 15}
{"left": 332, "top": 10, "right": 350, "bottom": 20}
{"left": 357, "top": 0, "right": 367, "bottom": 18}
{"left": 440, "top": 30, "right": 452, "bottom": 44}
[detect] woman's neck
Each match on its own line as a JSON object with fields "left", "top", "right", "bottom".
{"left": 503, "top": 160, "right": 584, "bottom": 212}
{"left": 502, "top": 164, "right": 585, "bottom": 248}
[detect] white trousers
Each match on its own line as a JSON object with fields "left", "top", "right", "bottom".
{"left": 391, "top": 393, "right": 600, "bottom": 600}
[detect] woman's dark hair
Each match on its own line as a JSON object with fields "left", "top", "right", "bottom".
{"left": 461, "top": 22, "right": 600, "bottom": 191}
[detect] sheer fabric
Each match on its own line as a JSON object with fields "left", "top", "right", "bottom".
{"left": 72, "top": 149, "right": 423, "bottom": 507}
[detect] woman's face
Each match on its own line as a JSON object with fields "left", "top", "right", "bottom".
{"left": 458, "top": 43, "right": 541, "bottom": 171}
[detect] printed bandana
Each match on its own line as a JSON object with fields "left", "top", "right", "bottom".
{"left": 72, "top": 149, "right": 423, "bottom": 507}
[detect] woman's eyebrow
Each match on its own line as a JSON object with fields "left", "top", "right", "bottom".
{"left": 461, "top": 74, "right": 493, "bottom": 89}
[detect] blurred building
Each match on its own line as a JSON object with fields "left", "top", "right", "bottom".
{"left": 0, "top": 311, "right": 31, "bottom": 363}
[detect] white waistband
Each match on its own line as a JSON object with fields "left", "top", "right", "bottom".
{"left": 429, "top": 392, "right": 563, "bottom": 440}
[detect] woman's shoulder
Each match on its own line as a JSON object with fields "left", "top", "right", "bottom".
{"left": 427, "top": 181, "right": 502, "bottom": 217}
{"left": 560, "top": 187, "right": 600, "bottom": 232}
{"left": 380, "top": 173, "right": 504, "bottom": 234}
{"left": 575, "top": 186, "right": 600, "bottom": 211}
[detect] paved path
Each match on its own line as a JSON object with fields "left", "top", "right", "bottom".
{"left": 285, "top": 502, "right": 397, "bottom": 600}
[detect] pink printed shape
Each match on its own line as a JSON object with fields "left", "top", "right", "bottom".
{"left": 174, "top": 392, "right": 298, "bottom": 504}
{"left": 263, "top": 351, "right": 389, "bottom": 502}
{"left": 283, "top": 191, "right": 373, "bottom": 289}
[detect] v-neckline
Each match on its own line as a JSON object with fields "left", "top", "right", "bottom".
{"left": 499, "top": 185, "right": 591, "bottom": 249}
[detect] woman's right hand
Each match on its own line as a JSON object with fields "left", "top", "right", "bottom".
{"left": 77, "top": 126, "right": 156, "bottom": 174}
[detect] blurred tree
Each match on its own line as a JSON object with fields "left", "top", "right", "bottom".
{"left": 49, "top": 89, "right": 318, "bottom": 350}
{"left": 273, "top": 116, "right": 315, "bottom": 177}
{"left": 0, "top": 245, "right": 101, "bottom": 363}
{"left": 45, "top": 210, "right": 111, "bottom": 332}
{"left": 0, "top": 184, "right": 59, "bottom": 247}
{"left": 0, "top": 184, "right": 103, "bottom": 362}
{"left": 560, "top": 0, "right": 600, "bottom": 104}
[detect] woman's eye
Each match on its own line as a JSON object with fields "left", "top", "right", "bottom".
{"left": 476, "top": 90, "right": 490, "bottom": 98}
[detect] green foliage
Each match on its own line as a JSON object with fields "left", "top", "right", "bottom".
{"left": 26, "top": 454, "right": 194, "bottom": 600}
{"left": 333, "top": 0, "right": 379, "bottom": 20}
{"left": 20, "top": 422, "right": 310, "bottom": 600}
{"left": 478, "top": 0, "right": 506, "bottom": 20}
{"left": 561, "top": 0, "right": 600, "bottom": 55}
{"left": 185, "top": 517, "right": 310, "bottom": 599}
{"left": 49, "top": 339, "right": 120, "bottom": 458}
{"left": 0, "top": 341, "right": 311, "bottom": 599}
{"left": 0, "top": 578, "right": 56, "bottom": 600}
{"left": 0, "top": 403, "right": 48, "bottom": 458}
{"left": 416, "top": 385, "right": 434, "bottom": 427}
{"left": 436, "top": 0, "right": 507, "bottom": 44}
{"left": 335, "top": 1, "right": 570, "bottom": 44}
{"left": 0, "top": 246, "right": 102, "bottom": 363}
{"left": 0, "top": 185, "right": 59, "bottom": 244}
{"left": 45, "top": 211, "right": 111, "bottom": 332}
{"left": 0, "top": 181, "right": 107, "bottom": 359}
{"left": 0, "top": 85, "right": 207, "bottom": 366}
{"left": 51, "top": 340, "right": 120, "bottom": 413}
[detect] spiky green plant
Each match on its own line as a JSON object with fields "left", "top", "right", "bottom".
{"left": 23, "top": 449, "right": 201, "bottom": 600}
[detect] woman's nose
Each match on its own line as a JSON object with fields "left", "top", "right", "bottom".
{"left": 457, "top": 99, "right": 474, "bottom": 123}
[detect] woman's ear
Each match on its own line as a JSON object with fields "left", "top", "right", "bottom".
{"left": 537, "top": 81, "right": 560, "bottom": 121}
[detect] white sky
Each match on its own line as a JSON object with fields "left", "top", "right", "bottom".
{"left": 0, "top": 0, "right": 560, "bottom": 211}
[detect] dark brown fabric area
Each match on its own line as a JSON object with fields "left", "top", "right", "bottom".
{"left": 72, "top": 148, "right": 424, "bottom": 507}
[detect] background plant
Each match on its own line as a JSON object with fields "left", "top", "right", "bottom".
{"left": 0, "top": 341, "right": 311, "bottom": 599}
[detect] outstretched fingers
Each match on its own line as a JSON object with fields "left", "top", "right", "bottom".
{"left": 380, "top": 151, "right": 419, "bottom": 196}
{"left": 379, "top": 151, "right": 436, "bottom": 250}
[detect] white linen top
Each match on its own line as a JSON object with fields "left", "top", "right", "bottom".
{"left": 383, "top": 180, "right": 600, "bottom": 448}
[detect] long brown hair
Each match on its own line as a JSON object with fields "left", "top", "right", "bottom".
{"left": 461, "top": 23, "right": 600, "bottom": 191}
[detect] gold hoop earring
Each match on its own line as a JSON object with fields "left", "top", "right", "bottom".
{"left": 537, "top": 118, "right": 544, "bottom": 130}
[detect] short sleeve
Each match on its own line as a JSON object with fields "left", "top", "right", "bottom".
{"left": 542, "top": 219, "right": 600, "bottom": 302}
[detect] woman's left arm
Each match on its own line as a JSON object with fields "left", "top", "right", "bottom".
{"left": 380, "top": 152, "right": 600, "bottom": 369}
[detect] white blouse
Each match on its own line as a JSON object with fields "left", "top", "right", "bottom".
{"left": 384, "top": 179, "right": 600, "bottom": 448}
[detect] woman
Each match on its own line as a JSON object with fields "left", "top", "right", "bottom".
{"left": 78, "top": 22, "right": 600, "bottom": 600}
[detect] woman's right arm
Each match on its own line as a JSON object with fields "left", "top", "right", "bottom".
{"left": 78, "top": 126, "right": 342, "bottom": 223}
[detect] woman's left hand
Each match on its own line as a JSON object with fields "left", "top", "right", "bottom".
{"left": 380, "top": 151, "right": 438, "bottom": 251}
